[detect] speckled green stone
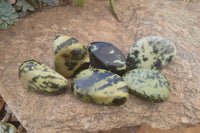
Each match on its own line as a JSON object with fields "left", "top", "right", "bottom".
{"left": 88, "top": 42, "right": 126, "bottom": 76}
{"left": 123, "top": 69, "right": 170, "bottom": 102}
{"left": 72, "top": 68, "right": 129, "bottom": 105}
{"left": 53, "top": 35, "right": 90, "bottom": 78}
{"left": 126, "top": 36, "right": 176, "bottom": 70}
{"left": 18, "top": 60, "right": 68, "bottom": 95}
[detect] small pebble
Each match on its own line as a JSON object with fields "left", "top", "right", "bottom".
{"left": 18, "top": 60, "right": 68, "bottom": 95}
{"left": 123, "top": 69, "right": 170, "bottom": 102}
{"left": 53, "top": 35, "right": 90, "bottom": 78}
{"left": 88, "top": 42, "right": 126, "bottom": 76}
{"left": 126, "top": 36, "right": 176, "bottom": 70}
{"left": 72, "top": 68, "right": 129, "bottom": 105}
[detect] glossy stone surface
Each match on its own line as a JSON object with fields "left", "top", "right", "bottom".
{"left": 126, "top": 36, "right": 176, "bottom": 70}
{"left": 53, "top": 35, "right": 90, "bottom": 78}
{"left": 72, "top": 68, "right": 129, "bottom": 105}
{"left": 18, "top": 60, "right": 68, "bottom": 95}
{"left": 88, "top": 42, "right": 126, "bottom": 76}
{"left": 123, "top": 69, "right": 170, "bottom": 102}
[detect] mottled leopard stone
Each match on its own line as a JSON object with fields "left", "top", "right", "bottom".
{"left": 72, "top": 68, "right": 129, "bottom": 105}
{"left": 126, "top": 36, "right": 176, "bottom": 70}
{"left": 88, "top": 42, "right": 126, "bottom": 76}
{"left": 123, "top": 69, "right": 170, "bottom": 102}
{"left": 53, "top": 35, "right": 90, "bottom": 78}
{"left": 18, "top": 60, "right": 68, "bottom": 95}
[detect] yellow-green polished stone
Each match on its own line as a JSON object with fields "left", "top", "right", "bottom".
{"left": 72, "top": 68, "right": 129, "bottom": 105}
{"left": 18, "top": 60, "right": 68, "bottom": 95}
{"left": 123, "top": 69, "right": 170, "bottom": 102}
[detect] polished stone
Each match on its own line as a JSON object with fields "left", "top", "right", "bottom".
{"left": 88, "top": 42, "right": 126, "bottom": 76}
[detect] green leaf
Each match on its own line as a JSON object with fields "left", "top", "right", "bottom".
{"left": 25, "top": 0, "right": 39, "bottom": 7}
{"left": 76, "top": 0, "right": 85, "bottom": 7}
{"left": 0, "top": 123, "right": 16, "bottom": 133}
{"left": 1, "top": 16, "right": 9, "bottom": 21}
{"left": 0, "top": 21, "right": 7, "bottom": 30}
{"left": 10, "top": 14, "right": 19, "bottom": 20}
{"left": 6, "top": 19, "right": 13, "bottom": 25}
{"left": 109, "top": 0, "right": 122, "bottom": 22}
{"left": 42, "top": 0, "right": 59, "bottom": 5}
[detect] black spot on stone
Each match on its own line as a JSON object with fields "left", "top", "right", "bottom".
{"left": 132, "top": 50, "right": 139, "bottom": 57}
{"left": 142, "top": 45, "right": 145, "bottom": 52}
{"left": 77, "top": 92, "right": 85, "bottom": 99}
{"left": 117, "top": 86, "right": 128, "bottom": 93}
{"left": 153, "top": 59, "right": 162, "bottom": 68}
{"left": 153, "top": 83, "right": 158, "bottom": 89}
{"left": 71, "top": 83, "right": 75, "bottom": 92}
{"left": 97, "top": 82, "right": 112, "bottom": 91}
{"left": 65, "top": 60, "right": 78, "bottom": 71}
{"left": 42, "top": 68, "right": 50, "bottom": 72}
{"left": 109, "top": 91, "right": 114, "bottom": 95}
{"left": 148, "top": 41, "right": 153, "bottom": 46}
{"left": 55, "top": 38, "right": 79, "bottom": 54}
{"left": 54, "top": 35, "right": 61, "bottom": 40}
{"left": 73, "top": 62, "right": 90, "bottom": 77}
{"left": 143, "top": 57, "right": 148, "bottom": 61}
{"left": 104, "top": 91, "right": 108, "bottom": 94}
{"left": 71, "top": 48, "right": 87, "bottom": 60}
{"left": 153, "top": 47, "right": 159, "bottom": 54}
{"left": 112, "top": 97, "right": 127, "bottom": 106}
{"left": 159, "top": 80, "right": 163, "bottom": 87}
{"left": 32, "top": 76, "right": 39, "bottom": 82}
{"left": 137, "top": 79, "right": 144, "bottom": 83}
{"left": 126, "top": 56, "right": 141, "bottom": 70}
{"left": 166, "top": 55, "right": 173, "bottom": 63}
{"left": 61, "top": 53, "right": 69, "bottom": 58}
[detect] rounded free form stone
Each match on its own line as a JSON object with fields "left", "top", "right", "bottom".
{"left": 53, "top": 35, "right": 90, "bottom": 78}
{"left": 126, "top": 36, "right": 176, "bottom": 70}
{"left": 123, "top": 69, "right": 170, "bottom": 102}
{"left": 72, "top": 68, "right": 129, "bottom": 105}
{"left": 88, "top": 42, "right": 126, "bottom": 76}
{"left": 18, "top": 60, "right": 68, "bottom": 95}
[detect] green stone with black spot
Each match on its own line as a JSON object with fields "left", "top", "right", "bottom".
{"left": 88, "top": 42, "right": 126, "bottom": 76}
{"left": 53, "top": 35, "right": 90, "bottom": 78}
{"left": 123, "top": 69, "right": 170, "bottom": 102}
{"left": 72, "top": 68, "right": 129, "bottom": 105}
{"left": 18, "top": 60, "right": 68, "bottom": 95}
{"left": 126, "top": 36, "right": 176, "bottom": 70}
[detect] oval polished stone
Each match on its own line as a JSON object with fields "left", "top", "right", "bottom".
{"left": 123, "top": 69, "right": 170, "bottom": 102}
{"left": 88, "top": 42, "right": 126, "bottom": 76}
{"left": 126, "top": 36, "right": 176, "bottom": 70}
{"left": 18, "top": 60, "right": 68, "bottom": 95}
{"left": 53, "top": 35, "right": 90, "bottom": 78}
{"left": 72, "top": 68, "right": 129, "bottom": 105}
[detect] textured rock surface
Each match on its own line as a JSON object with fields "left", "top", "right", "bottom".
{"left": 0, "top": 0, "right": 200, "bottom": 132}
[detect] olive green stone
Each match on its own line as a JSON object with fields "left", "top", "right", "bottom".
{"left": 126, "top": 36, "right": 176, "bottom": 70}
{"left": 53, "top": 35, "right": 90, "bottom": 78}
{"left": 72, "top": 68, "right": 129, "bottom": 105}
{"left": 123, "top": 69, "right": 170, "bottom": 102}
{"left": 18, "top": 60, "right": 68, "bottom": 95}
